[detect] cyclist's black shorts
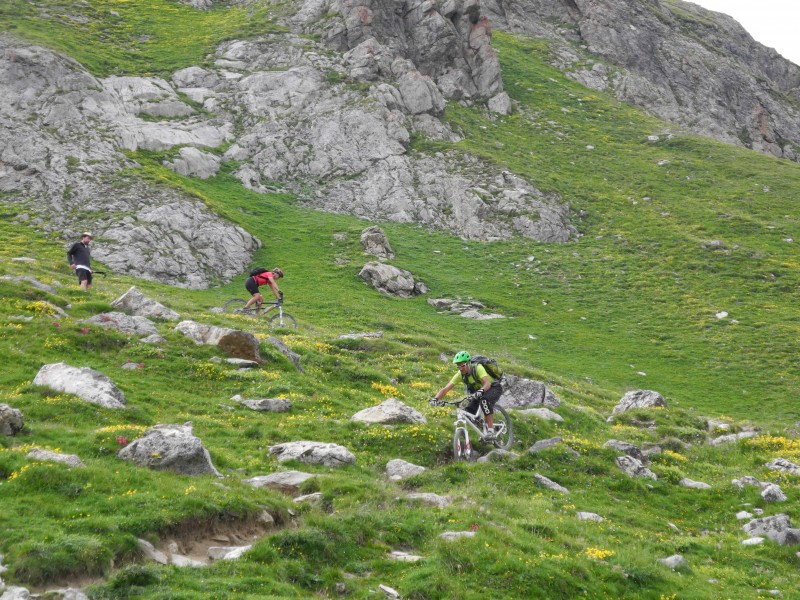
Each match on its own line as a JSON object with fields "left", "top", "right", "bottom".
{"left": 466, "top": 384, "right": 502, "bottom": 416}
{"left": 245, "top": 276, "right": 259, "bottom": 295}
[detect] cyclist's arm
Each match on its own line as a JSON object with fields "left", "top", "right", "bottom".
{"left": 475, "top": 364, "right": 492, "bottom": 393}
{"left": 433, "top": 382, "right": 455, "bottom": 401}
{"left": 267, "top": 278, "right": 281, "bottom": 299}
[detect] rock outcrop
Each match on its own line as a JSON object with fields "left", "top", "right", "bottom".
{"left": 0, "top": 404, "right": 24, "bottom": 436}
{"left": 0, "top": 35, "right": 260, "bottom": 289}
{"left": 482, "top": 0, "right": 800, "bottom": 161}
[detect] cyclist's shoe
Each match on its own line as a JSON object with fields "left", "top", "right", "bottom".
{"left": 483, "top": 431, "right": 496, "bottom": 442}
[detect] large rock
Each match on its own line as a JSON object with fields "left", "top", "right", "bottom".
{"left": 765, "top": 458, "right": 800, "bottom": 475}
{"left": 33, "top": 363, "right": 126, "bottom": 409}
{"left": 269, "top": 441, "right": 356, "bottom": 467}
{"left": 352, "top": 398, "right": 426, "bottom": 424}
{"left": 117, "top": 422, "right": 221, "bottom": 476}
{"left": 165, "top": 147, "right": 221, "bottom": 179}
{"left": 612, "top": 390, "right": 667, "bottom": 415}
{"left": 359, "top": 262, "right": 427, "bottom": 298}
{"left": 176, "top": 321, "right": 263, "bottom": 362}
{"left": 83, "top": 312, "right": 159, "bottom": 336}
{"left": 743, "top": 514, "right": 800, "bottom": 546}
{"left": 0, "top": 404, "right": 24, "bottom": 436}
{"left": 233, "top": 395, "right": 292, "bottom": 413}
{"left": 500, "top": 375, "right": 560, "bottom": 409}
{"left": 360, "top": 225, "right": 395, "bottom": 260}
{"left": 111, "top": 286, "right": 180, "bottom": 320}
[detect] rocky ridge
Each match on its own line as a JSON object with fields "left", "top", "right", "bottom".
{"left": 481, "top": 0, "right": 800, "bottom": 160}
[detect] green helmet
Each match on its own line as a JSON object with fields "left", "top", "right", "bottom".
{"left": 453, "top": 351, "right": 471, "bottom": 365}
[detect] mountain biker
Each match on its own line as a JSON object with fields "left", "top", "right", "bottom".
{"left": 67, "top": 232, "right": 93, "bottom": 290}
{"left": 243, "top": 268, "right": 284, "bottom": 311}
{"left": 431, "top": 351, "right": 503, "bottom": 439}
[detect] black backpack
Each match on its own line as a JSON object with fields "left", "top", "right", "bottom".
{"left": 462, "top": 355, "right": 504, "bottom": 390}
{"left": 249, "top": 267, "right": 269, "bottom": 277}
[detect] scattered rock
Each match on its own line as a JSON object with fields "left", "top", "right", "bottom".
{"left": 360, "top": 226, "right": 395, "bottom": 260}
{"left": 269, "top": 441, "right": 355, "bottom": 467}
{"left": 742, "top": 537, "right": 765, "bottom": 546}
{"left": 111, "top": 286, "right": 180, "bottom": 320}
{"left": 405, "top": 492, "right": 451, "bottom": 508}
{"left": 33, "top": 362, "right": 126, "bottom": 409}
{"left": 576, "top": 512, "right": 605, "bottom": 523}
{"left": 615, "top": 456, "right": 657, "bottom": 480}
{"left": 0, "top": 404, "right": 24, "bottom": 436}
{"left": 477, "top": 449, "right": 520, "bottom": 463}
{"left": 761, "top": 483, "right": 787, "bottom": 503}
{"left": 0, "top": 275, "right": 57, "bottom": 295}
{"left": 658, "top": 554, "right": 688, "bottom": 570}
{"left": 679, "top": 478, "right": 711, "bottom": 490}
{"left": 242, "top": 470, "right": 316, "bottom": 495}
{"left": 534, "top": 473, "right": 570, "bottom": 494}
{"left": 208, "top": 545, "right": 252, "bottom": 561}
{"left": 765, "top": 458, "right": 800, "bottom": 475}
{"left": 516, "top": 407, "right": 563, "bottom": 422}
{"left": 138, "top": 538, "right": 168, "bottom": 565}
{"left": 232, "top": 395, "right": 292, "bottom": 412}
{"left": 529, "top": 437, "right": 562, "bottom": 453}
{"left": 386, "top": 459, "right": 426, "bottom": 481}
{"left": 612, "top": 390, "right": 666, "bottom": 414}
{"left": 488, "top": 92, "right": 512, "bottom": 115}
{"left": 358, "top": 262, "right": 427, "bottom": 298}
{"left": 352, "top": 398, "right": 427, "bottom": 424}
{"left": 603, "top": 440, "right": 646, "bottom": 462}
{"left": 337, "top": 331, "right": 384, "bottom": 339}
{"left": 83, "top": 312, "right": 159, "bottom": 336}
{"left": 388, "top": 550, "right": 424, "bottom": 562}
{"left": 26, "top": 448, "right": 85, "bottom": 468}
{"left": 438, "top": 531, "right": 476, "bottom": 541}
{"left": 176, "top": 321, "right": 263, "bottom": 362}
{"left": 117, "top": 422, "right": 221, "bottom": 476}
{"left": 265, "top": 336, "right": 304, "bottom": 372}
{"left": 710, "top": 431, "right": 759, "bottom": 446}
{"left": 293, "top": 492, "right": 324, "bottom": 505}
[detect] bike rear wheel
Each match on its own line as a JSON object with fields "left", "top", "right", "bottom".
{"left": 268, "top": 312, "right": 297, "bottom": 330}
{"left": 223, "top": 298, "right": 252, "bottom": 315}
{"left": 453, "top": 427, "right": 472, "bottom": 461}
{"left": 491, "top": 405, "right": 513, "bottom": 450}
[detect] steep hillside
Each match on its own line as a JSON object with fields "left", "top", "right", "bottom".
{"left": 2, "top": 1, "right": 800, "bottom": 599}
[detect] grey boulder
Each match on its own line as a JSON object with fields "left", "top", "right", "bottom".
{"left": 0, "top": 404, "right": 24, "bottom": 436}
{"left": 612, "top": 390, "right": 667, "bottom": 415}
{"left": 269, "top": 441, "right": 355, "bottom": 468}
{"left": 352, "top": 398, "right": 426, "bottom": 424}
{"left": 111, "top": 286, "right": 180, "bottom": 320}
{"left": 117, "top": 422, "right": 221, "bottom": 477}
{"left": 359, "top": 262, "right": 428, "bottom": 298}
{"left": 33, "top": 363, "right": 126, "bottom": 409}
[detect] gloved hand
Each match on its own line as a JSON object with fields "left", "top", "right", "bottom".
{"left": 468, "top": 390, "right": 484, "bottom": 402}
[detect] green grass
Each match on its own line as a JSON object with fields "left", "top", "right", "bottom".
{"left": 0, "top": 0, "right": 285, "bottom": 77}
{"left": 2, "top": 6, "right": 800, "bottom": 599}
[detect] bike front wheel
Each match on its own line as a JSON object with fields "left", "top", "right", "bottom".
{"left": 268, "top": 313, "right": 297, "bottom": 330}
{"left": 491, "top": 405, "right": 514, "bottom": 450}
{"left": 453, "top": 427, "right": 472, "bottom": 461}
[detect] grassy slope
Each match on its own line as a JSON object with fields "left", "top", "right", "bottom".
{"left": 1, "top": 3, "right": 800, "bottom": 599}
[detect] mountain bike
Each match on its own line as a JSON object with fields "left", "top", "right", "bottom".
{"left": 431, "top": 396, "right": 513, "bottom": 461}
{"left": 223, "top": 295, "right": 297, "bottom": 330}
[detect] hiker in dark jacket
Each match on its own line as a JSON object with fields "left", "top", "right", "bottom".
{"left": 243, "top": 268, "right": 284, "bottom": 311}
{"left": 67, "top": 232, "right": 93, "bottom": 290}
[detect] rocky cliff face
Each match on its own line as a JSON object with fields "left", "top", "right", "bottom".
{"left": 4, "top": 0, "right": 796, "bottom": 287}
{"left": 482, "top": 0, "right": 800, "bottom": 160}
{"left": 1, "top": 0, "right": 577, "bottom": 289}
{"left": 0, "top": 36, "right": 260, "bottom": 289}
